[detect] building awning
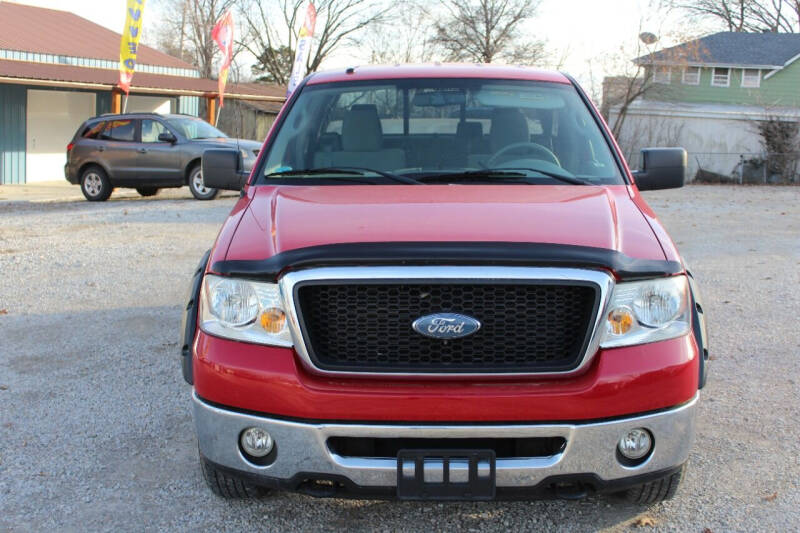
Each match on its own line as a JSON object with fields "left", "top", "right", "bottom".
{"left": 0, "top": 59, "right": 286, "bottom": 103}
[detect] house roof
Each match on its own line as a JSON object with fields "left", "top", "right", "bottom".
{"left": 0, "top": 2, "right": 192, "bottom": 69}
{"left": 0, "top": 59, "right": 286, "bottom": 101}
{"left": 638, "top": 32, "right": 800, "bottom": 69}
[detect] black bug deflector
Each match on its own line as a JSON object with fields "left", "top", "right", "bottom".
{"left": 210, "top": 242, "right": 682, "bottom": 281}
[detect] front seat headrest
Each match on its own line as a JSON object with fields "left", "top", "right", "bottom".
{"left": 341, "top": 104, "right": 383, "bottom": 152}
{"left": 456, "top": 121, "right": 483, "bottom": 140}
{"left": 490, "top": 108, "right": 529, "bottom": 151}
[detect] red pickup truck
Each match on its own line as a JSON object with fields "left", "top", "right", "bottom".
{"left": 182, "top": 65, "right": 708, "bottom": 503}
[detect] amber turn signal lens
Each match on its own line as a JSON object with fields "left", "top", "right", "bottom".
{"left": 260, "top": 308, "right": 286, "bottom": 333}
{"left": 607, "top": 307, "right": 634, "bottom": 335}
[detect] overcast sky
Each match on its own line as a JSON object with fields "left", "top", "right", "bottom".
{"left": 11, "top": 0, "right": 701, "bottom": 92}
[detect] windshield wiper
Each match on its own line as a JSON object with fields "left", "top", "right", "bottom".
{"left": 415, "top": 168, "right": 592, "bottom": 186}
{"left": 497, "top": 168, "right": 593, "bottom": 186}
{"left": 265, "top": 167, "right": 421, "bottom": 184}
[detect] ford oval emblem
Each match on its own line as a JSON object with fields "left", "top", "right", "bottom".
{"left": 412, "top": 313, "right": 481, "bottom": 340}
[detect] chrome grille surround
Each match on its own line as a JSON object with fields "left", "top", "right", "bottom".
{"left": 278, "top": 266, "right": 616, "bottom": 377}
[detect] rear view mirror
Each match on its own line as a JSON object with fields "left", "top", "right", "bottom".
{"left": 412, "top": 89, "right": 466, "bottom": 107}
{"left": 201, "top": 149, "right": 248, "bottom": 191}
{"left": 633, "top": 148, "right": 687, "bottom": 191}
{"left": 158, "top": 132, "right": 177, "bottom": 143}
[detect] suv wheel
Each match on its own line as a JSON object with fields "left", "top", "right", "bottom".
{"left": 136, "top": 187, "right": 159, "bottom": 197}
{"left": 80, "top": 166, "right": 112, "bottom": 201}
{"left": 188, "top": 165, "right": 218, "bottom": 201}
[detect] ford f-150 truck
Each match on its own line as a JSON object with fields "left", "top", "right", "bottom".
{"left": 181, "top": 65, "right": 708, "bottom": 503}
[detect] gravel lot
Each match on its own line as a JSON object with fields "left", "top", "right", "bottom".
{"left": 1, "top": 185, "right": 798, "bottom": 532}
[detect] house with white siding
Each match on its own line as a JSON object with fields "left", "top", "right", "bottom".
{"left": 608, "top": 32, "right": 800, "bottom": 180}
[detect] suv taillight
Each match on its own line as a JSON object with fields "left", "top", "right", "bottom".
{"left": 66, "top": 142, "right": 75, "bottom": 153}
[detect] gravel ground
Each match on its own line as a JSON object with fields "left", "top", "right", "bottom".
{"left": 0, "top": 185, "right": 798, "bottom": 532}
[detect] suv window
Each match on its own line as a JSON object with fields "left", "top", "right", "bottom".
{"left": 82, "top": 122, "right": 106, "bottom": 139}
{"left": 141, "top": 119, "right": 169, "bottom": 143}
{"left": 101, "top": 119, "right": 136, "bottom": 142}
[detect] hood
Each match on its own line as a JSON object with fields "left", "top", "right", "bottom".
{"left": 192, "top": 138, "right": 262, "bottom": 151}
{"left": 224, "top": 185, "right": 667, "bottom": 262}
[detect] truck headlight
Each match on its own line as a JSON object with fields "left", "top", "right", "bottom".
{"left": 199, "top": 274, "right": 293, "bottom": 347}
{"left": 600, "top": 275, "right": 689, "bottom": 348}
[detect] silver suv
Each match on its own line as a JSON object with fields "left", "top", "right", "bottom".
{"left": 65, "top": 113, "right": 262, "bottom": 201}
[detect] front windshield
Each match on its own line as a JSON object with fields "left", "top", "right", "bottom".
{"left": 259, "top": 78, "right": 624, "bottom": 185}
{"left": 165, "top": 117, "right": 227, "bottom": 140}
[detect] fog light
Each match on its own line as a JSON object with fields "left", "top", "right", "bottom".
{"left": 240, "top": 427, "right": 273, "bottom": 458}
{"left": 618, "top": 428, "right": 652, "bottom": 460}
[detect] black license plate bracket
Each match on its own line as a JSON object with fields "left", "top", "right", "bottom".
{"left": 396, "top": 449, "right": 496, "bottom": 501}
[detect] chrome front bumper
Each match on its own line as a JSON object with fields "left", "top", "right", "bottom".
{"left": 193, "top": 392, "right": 697, "bottom": 490}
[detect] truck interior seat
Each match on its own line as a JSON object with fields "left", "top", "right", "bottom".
{"left": 490, "top": 108, "right": 529, "bottom": 152}
{"left": 314, "top": 104, "right": 405, "bottom": 171}
{"left": 467, "top": 108, "right": 529, "bottom": 167}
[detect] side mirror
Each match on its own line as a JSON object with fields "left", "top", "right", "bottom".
{"left": 632, "top": 147, "right": 687, "bottom": 191}
{"left": 201, "top": 149, "right": 248, "bottom": 191}
{"left": 158, "top": 132, "right": 177, "bottom": 143}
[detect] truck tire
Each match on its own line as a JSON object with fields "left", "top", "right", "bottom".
{"left": 80, "top": 166, "right": 112, "bottom": 201}
{"left": 188, "top": 164, "right": 219, "bottom": 201}
{"left": 200, "top": 456, "right": 268, "bottom": 499}
{"left": 618, "top": 466, "right": 684, "bottom": 504}
{"left": 136, "top": 187, "right": 159, "bottom": 197}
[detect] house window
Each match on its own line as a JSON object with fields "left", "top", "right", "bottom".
{"left": 741, "top": 69, "right": 761, "bottom": 88}
{"left": 653, "top": 67, "right": 671, "bottom": 84}
{"left": 682, "top": 66, "right": 700, "bottom": 85}
{"left": 711, "top": 67, "right": 730, "bottom": 87}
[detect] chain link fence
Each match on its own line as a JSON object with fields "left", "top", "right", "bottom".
{"left": 690, "top": 152, "right": 800, "bottom": 184}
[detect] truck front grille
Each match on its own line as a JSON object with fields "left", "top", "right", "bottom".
{"left": 294, "top": 281, "right": 600, "bottom": 373}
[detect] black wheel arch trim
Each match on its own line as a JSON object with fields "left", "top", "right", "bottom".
{"left": 79, "top": 162, "right": 113, "bottom": 184}
{"left": 686, "top": 268, "right": 709, "bottom": 388}
{"left": 185, "top": 158, "right": 202, "bottom": 184}
{"left": 210, "top": 242, "right": 683, "bottom": 282}
{"left": 181, "top": 249, "right": 212, "bottom": 385}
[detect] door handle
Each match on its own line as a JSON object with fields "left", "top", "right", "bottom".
{"left": 98, "top": 146, "right": 105, "bottom": 152}
{"left": 137, "top": 148, "right": 148, "bottom": 154}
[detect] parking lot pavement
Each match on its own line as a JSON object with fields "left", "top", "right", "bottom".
{"left": 0, "top": 185, "right": 798, "bottom": 531}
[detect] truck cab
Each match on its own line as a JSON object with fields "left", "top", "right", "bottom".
{"left": 182, "top": 65, "right": 708, "bottom": 502}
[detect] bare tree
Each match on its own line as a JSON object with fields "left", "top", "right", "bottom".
{"left": 617, "top": 115, "right": 686, "bottom": 168}
{"left": 363, "top": 5, "right": 436, "bottom": 64}
{"left": 664, "top": 0, "right": 800, "bottom": 32}
{"left": 152, "top": 0, "right": 239, "bottom": 78}
{"left": 429, "top": 0, "right": 545, "bottom": 65}
{"left": 239, "top": 0, "right": 394, "bottom": 85}
{"left": 600, "top": 28, "right": 703, "bottom": 141}
{"left": 599, "top": 35, "right": 662, "bottom": 140}
{"left": 756, "top": 117, "right": 800, "bottom": 182}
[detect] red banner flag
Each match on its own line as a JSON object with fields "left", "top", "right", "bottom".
{"left": 212, "top": 10, "right": 235, "bottom": 108}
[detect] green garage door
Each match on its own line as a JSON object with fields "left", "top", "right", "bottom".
{"left": 0, "top": 84, "right": 26, "bottom": 184}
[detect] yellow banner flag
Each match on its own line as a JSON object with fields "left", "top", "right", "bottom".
{"left": 119, "top": 0, "right": 147, "bottom": 95}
